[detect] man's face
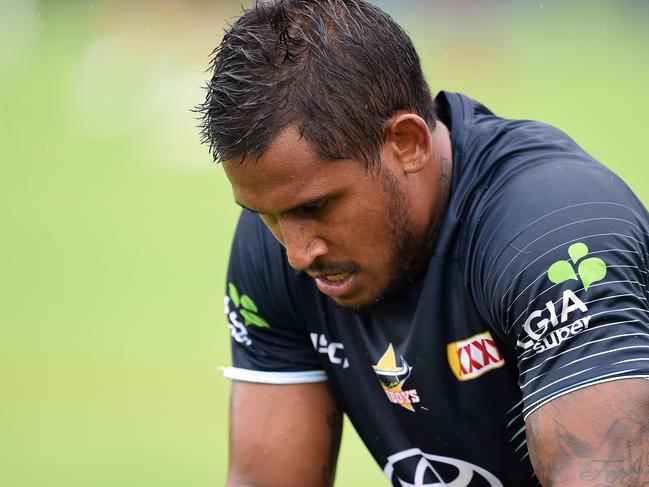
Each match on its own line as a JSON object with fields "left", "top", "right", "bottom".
{"left": 223, "top": 125, "right": 437, "bottom": 311}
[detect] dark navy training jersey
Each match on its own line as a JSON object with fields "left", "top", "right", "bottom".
{"left": 222, "top": 92, "right": 649, "bottom": 486}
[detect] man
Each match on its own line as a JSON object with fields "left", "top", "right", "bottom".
{"left": 197, "top": 1, "right": 649, "bottom": 485}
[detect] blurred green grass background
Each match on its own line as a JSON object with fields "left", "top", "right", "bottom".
{"left": 1, "top": 1, "right": 647, "bottom": 485}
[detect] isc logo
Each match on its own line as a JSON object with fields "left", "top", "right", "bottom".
{"left": 310, "top": 333, "right": 350, "bottom": 369}
{"left": 447, "top": 331, "right": 505, "bottom": 381}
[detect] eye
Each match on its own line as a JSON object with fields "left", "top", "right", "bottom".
{"left": 300, "top": 199, "right": 328, "bottom": 215}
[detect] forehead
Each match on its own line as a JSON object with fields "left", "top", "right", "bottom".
{"left": 223, "top": 125, "right": 367, "bottom": 212}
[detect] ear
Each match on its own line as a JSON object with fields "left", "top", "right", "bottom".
{"left": 383, "top": 113, "right": 433, "bottom": 174}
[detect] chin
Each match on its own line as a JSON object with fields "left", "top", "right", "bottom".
{"left": 331, "top": 289, "right": 386, "bottom": 314}
{"left": 335, "top": 272, "right": 419, "bottom": 313}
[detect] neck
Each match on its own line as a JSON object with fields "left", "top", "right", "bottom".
{"left": 419, "top": 121, "right": 453, "bottom": 269}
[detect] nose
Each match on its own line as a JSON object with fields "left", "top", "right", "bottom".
{"left": 280, "top": 218, "right": 328, "bottom": 271}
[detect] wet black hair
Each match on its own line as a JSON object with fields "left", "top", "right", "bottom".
{"left": 197, "top": 0, "right": 436, "bottom": 169}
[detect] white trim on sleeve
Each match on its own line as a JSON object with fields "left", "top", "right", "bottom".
{"left": 221, "top": 367, "right": 328, "bottom": 384}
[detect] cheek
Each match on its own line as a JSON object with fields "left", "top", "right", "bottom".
{"left": 345, "top": 208, "right": 395, "bottom": 265}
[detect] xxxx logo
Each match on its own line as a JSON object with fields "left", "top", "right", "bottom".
{"left": 227, "top": 283, "right": 269, "bottom": 328}
{"left": 547, "top": 242, "right": 607, "bottom": 291}
{"left": 447, "top": 331, "right": 505, "bottom": 381}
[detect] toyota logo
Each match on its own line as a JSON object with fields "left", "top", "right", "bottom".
{"left": 383, "top": 448, "right": 503, "bottom": 487}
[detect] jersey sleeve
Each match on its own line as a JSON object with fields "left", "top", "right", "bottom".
{"left": 222, "top": 210, "right": 327, "bottom": 384}
{"left": 468, "top": 157, "right": 649, "bottom": 420}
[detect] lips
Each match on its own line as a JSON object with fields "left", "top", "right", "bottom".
{"left": 313, "top": 271, "right": 356, "bottom": 298}
{"left": 321, "top": 271, "right": 351, "bottom": 282}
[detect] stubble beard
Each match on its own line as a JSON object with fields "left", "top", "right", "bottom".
{"left": 345, "top": 170, "right": 428, "bottom": 314}
{"left": 347, "top": 156, "right": 451, "bottom": 314}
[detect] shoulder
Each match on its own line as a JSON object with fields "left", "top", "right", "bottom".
{"left": 455, "top": 151, "right": 649, "bottom": 421}
{"left": 473, "top": 154, "right": 645, "bottom": 256}
{"left": 448, "top": 95, "right": 602, "bottom": 259}
{"left": 458, "top": 122, "right": 647, "bottom": 265}
{"left": 459, "top": 138, "right": 649, "bottom": 323}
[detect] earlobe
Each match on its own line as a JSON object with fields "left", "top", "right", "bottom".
{"left": 385, "top": 113, "right": 433, "bottom": 174}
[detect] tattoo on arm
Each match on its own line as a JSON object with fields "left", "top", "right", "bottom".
{"left": 528, "top": 401, "right": 649, "bottom": 486}
{"left": 576, "top": 416, "right": 649, "bottom": 487}
{"left": 579, "top": 446, "right": 649, "bottom": 486}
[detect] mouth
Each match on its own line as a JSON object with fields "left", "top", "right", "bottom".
{"left": 322, "top": 271, "right": 351, "bottom": 282}
{"left": 313, "top": 271, "right": 356, "bottom": 298}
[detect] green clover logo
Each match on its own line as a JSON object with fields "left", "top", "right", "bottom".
{"left": 228, "top": 283, "right": 270, "bottom": 328}
{"left": 547, "top": 242, "right": 607, "bottom": 291}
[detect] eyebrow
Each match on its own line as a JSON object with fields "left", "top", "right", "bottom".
{"left": 235, "top": 196, "right": 327, "bottom": 216}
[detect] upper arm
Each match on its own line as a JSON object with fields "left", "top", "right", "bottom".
{"left": 469, "top": 160, "right": 649, "bottom": 415}
{"left": 227, "top": 381, "right": 342, "bottom": 487}
{"left": 467, "top": 160, "right": 649, "bottom": 481}
{"left": 526, "top": 378, "right": 649, "bottom": 486}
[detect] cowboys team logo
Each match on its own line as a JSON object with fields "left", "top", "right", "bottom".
{"left": 384, "top": 448, "right": 503, "bottom": 487}
{"left": 372, "top": 343, "right": 420, "bottom": 412}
